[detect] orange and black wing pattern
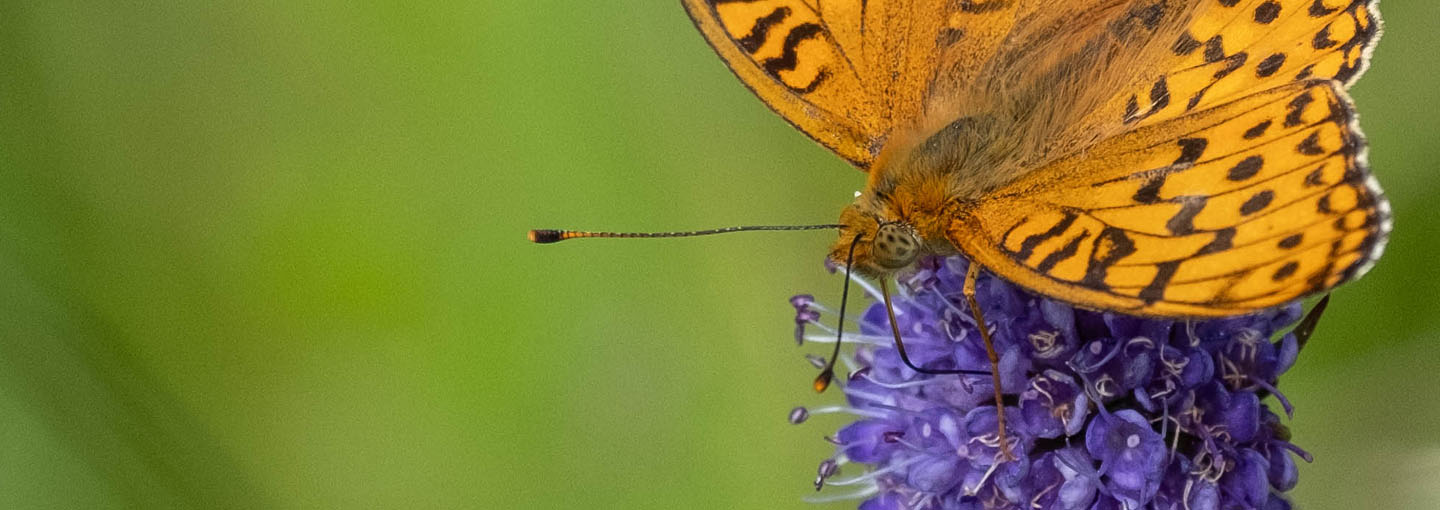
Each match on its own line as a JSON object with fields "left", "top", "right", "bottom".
{"left": 950, "top": 80, "right": 1389, "bottom": 317}
{"left": 943, "top": 0, "right": 1387, "bottom": 317}
{"left": 682, "top": 0, "right": 1020, "bottom": 170}
{"left": 1089, "top": 0, "right": 1380, "bottom": 131}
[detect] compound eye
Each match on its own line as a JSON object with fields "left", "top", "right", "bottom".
{"left": 872, "top": 224, "right": 920, "bottom": 269}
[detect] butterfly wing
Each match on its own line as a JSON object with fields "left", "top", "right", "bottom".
{"left": 682, "top": 0, "right": 1021, "bottom": 169}
{"left": 948, "top": 80, "right": 1388, "bottom": 317}
{"left": 1090, "top": 0, "right": 1380, "bottom": 131}
{"left": 936, "top": 0, "right": 1386, "bottom": 316}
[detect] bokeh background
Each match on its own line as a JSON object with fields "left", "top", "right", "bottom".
{"left": 1, "top": 2, "right": 1437, "bottom": 509}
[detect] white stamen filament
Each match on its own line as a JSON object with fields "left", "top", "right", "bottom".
{"left": 963, "top": 460, "right": 1003, "bottom": 496}
{"left": 807, "top": 405, "right": 893, "bottom": 420}
{"left": 1030, "top": 481, "right": 1059, "bottom": 509}
{"left": 802, "top": 332, "right": 889, "bottom": 345}
{"left": 803, "top": 484, "right": 879, "bottom": 504}
{"left": 861, "top": 377, "right": 955, "bottom": 390}
{"left": 825, "top": 456, "right": 924, "bottom": 487}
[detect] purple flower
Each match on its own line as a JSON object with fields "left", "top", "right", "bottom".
{"left": 1020, "top": 370, "right": 1089, "bottom": 439}
{"left": 1085, "top": 410, "right": 1165, "bottom": 507}
{"left": 791, "top": 294, "right": 820, "bottom": 345}
{"left": 790, "top": 256, "right": 1314, "bottom": 509}
{"left": 1028, "top": 448, "right": 1099, "bottom": 510}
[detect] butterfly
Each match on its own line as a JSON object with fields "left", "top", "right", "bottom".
{"left": 682, "top": 0, "right": 1389, "bottom": 318}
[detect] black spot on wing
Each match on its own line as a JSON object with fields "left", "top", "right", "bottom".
{"left": 1113, "top": 1, "right": 1167, "bottom": 36}
{"left": 1133, "top": 2, "right": 1165, "bottom": 30}
{"left": 787, "top": 69, "right": 830, "bottom": 93}
{"left": 1333, "top": 12, "right": 1379, "bottom": 84}
{"left": 1309, "top": 0, "right": 1338, "bottom": 17}
{"left": 939, "top": 27, "right": 965, "bottom": 47}
{"left": 1312, "top": 26, "right": 1337, "bottom": 49}
{"left": 1296, "top": 131, "right": 1326, "bottom": 155}
{"left": 1013, "top": 212, "right": 1079, "bottom": 261}
{"left": 1197, "top": 228, "right": 1236, "bottom": 256}
{"left": 1174, "top": 138, "right": 1208, "bottom": 166}
{"left": 1037, "top": 230, "right": 1093, "bottom": 273}
{"left": 1272, "top": 261, "right": 1300, "bottom": 281}
{"left": 1140, "top": 261, "right": 1180, "bottom": 303}
{"left": 959, "top": 0, "right": 1014, "bottom": 14}
{"left": 1240, "top": 190, "right": 1275, "bottom": 215}
{"left": 1284, "top": 92, "right": 1315, "bottom": 127}
{"left": 1149, "top": 77, "right": 1171, "bottom": 112}
{"left": 1134, "top": 176, "right": 1165, "bottom": 204}
{"left": 1294, "top": 64, "right": 1315, "bottom": 80}
{"left": 761, "top": 23, "right": 830, "bottom": 93}
{"left": 1279, "top": 233, "right": 1304, "bottom": 249}
{"left": 1082, "top": 228, "right": 1137, "bottom": 290}
{"left": 1243, "top": 119, "right": 1272, "bottom": 139}
{"left": 1166, "top": 196, "right": 1208, "bottom": 235}
{"left": 738, "top": 7, "right": 791, "bottom": 53}
{"left": 1123, "top": 138, "right": 1206, "bottom": 204}
{"left": 1256, "top": 53, "right": 1286, "bottom": 77}
{"left": 1327, "top": 94, "right": 1354, "bottom": 126}
{"left": 1125, "top": 77, "right": 1171, "bottom": 124}
{"left": 1333, "top": 58, "right": 1362, "bottom": 84}
{"left": 1173, "top": 32, "right": 1201, "bottom": 56}
{"left": 1186, "top": 87, "right": 1210, "bottom": 111}
{"left": 1341, "top": 163, "right": 1364, "bottom": 184}
{"left": 1213, "top": 52, "right": 1248, "bottom": 79}
{"left": 1227, "top": 156, "right": 1264, "bottom": 181}
{"left": 1254, "top": 1, "right": 1281, "bottom": 24}
{"left": 1203, "top": 35, "right": 1225, "bottom": 63}
{"left": 1307, "top": 258, "right": 1334, "bottom": 291}
{"left": 1304, "top": 166, "right": 1326, "bottom": 187}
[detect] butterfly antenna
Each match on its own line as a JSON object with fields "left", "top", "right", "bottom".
{"left": 528, "top": 224, "right": 843, "bottom": 244}
{"left": 814, "top": 233, "right": 862, "bottom": 393}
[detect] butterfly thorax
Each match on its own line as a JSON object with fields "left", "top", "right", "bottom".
{"left": 828, "top": 115, "right": 1035, "bottom": 276}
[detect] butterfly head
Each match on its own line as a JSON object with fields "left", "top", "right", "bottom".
{"left": 829, "top": 196, "right": 935, "bottom": 277}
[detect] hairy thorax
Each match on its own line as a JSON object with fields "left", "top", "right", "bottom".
{"left": 828, "top": 115, "right": 1029, "bottom": 276}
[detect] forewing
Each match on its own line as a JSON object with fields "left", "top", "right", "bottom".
{"left": 949, "top": 81, "right": 1389, "bottom": 317}
{"left": 1093, "top": 0, "right": 1379, "bottom": 131}
{"left": 682, "top": 0, "right": 1019, "bottom": 169}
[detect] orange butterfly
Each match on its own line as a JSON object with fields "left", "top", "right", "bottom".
{"left": 684, "top": 0, "right": 1387, "bottom": 316}
{"left": 535, "top": 0, "right": 1390, "bottom": 457}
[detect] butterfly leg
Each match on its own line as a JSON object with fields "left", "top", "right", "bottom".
{"left": 962, "top": 262, "right": 1015, "bottom": 462}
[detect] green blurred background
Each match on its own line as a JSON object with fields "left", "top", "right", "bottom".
{"left": 1, "top": 2, "right": 1436, "bottom": 509}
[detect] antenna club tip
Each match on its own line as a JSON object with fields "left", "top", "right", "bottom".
{"left": 813, "top": 371, "right": 834, "bottom": 393}
{"left": 528, "top": 229, "right": 564, "bottom": 244}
